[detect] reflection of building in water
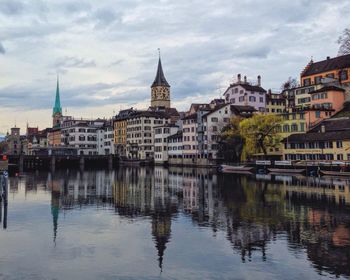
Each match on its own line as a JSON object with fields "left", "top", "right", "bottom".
{"left": 277, "top": 175, "right": 350, "bottom": 205}
{"left": 7, "top": 168, "right": 350, "bottom": 278}
{"left": 50, "top": 175, "right": 60, "bottom": 243}
{"left": 253, "top": 174, "right": 350, "bottom": 275}
{"left": 113, "top": 167, "right": 155, "bottom": 216}
{"left": 151, "top": 174, "right": 176, "bottom": 271}
{"left": 113, "top": 166, "right": 177, "bottom": 271}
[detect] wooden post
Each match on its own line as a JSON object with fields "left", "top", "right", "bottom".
{"left": 51, "top": 156, "right": 56, "bottom": 172}
{"left": 108, "top": 155, "right": 113, "bottom": 170}
{"left": 80, "top": 156, "right": 85, "bottom": 170}
{"left": 19, "top": 155, "right": 24, "bottom": 173}
{"left": 0, "top": 171, "right": 8, "bottom": 229}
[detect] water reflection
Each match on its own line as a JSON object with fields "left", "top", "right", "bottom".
{"left": 4, "top": 168, "right": 350, "bottom": 279}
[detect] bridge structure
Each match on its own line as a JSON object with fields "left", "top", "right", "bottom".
{"left": 8, "top": 155, "right": 119, "bottom": 172}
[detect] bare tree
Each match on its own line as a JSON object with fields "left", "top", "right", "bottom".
{"left": 281, "top": 77, "right": 298, "bottom": 91}
{"left": 337, "top": 28, "right": 350, "bottom": 56}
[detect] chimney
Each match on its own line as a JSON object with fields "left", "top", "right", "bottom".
{"left": 237, "top": 74, "right": 241, "bottom": 83}
{"left": 244, "top": 76, "right": 247, "bottom": 83}
{"left": 326, "top": 56, "right": 330, "bottom": 60}
{"left": 257, "top": 75, "right": 261, "bottom": 87}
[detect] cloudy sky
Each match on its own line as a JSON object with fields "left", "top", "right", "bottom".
{"left": 0, "top": 0, "right": 349, "bottom": 134}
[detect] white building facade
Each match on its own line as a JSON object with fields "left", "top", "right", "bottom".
{"left": 224, "top": 74, "right": 267, "bottom": 112}
{"left": 126, "top": 111, "right": 170, "bottom": 159}
{"left": 154, "top": 124, "right": 179, "bottom": 164}
{"left": 61, "top": 118, "right": 106, "bottom": 155}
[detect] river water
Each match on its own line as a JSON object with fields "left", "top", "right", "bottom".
{"left": 0, "top": 167, "right": 350, "bottom": 279}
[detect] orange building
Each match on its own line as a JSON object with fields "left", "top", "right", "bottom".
{"left": 48, "top": 127, "right": 61, "bottom": 147}
{"left": 305, "top": 86, "right": 346, "bottom": 129}
{"left": 301, "top": 54, "right": 350, "bottom": 87}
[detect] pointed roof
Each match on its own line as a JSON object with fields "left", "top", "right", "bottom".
{"left": 53, "top": 77, "right": 62, "bottom": 115}
{"left": 151, "top": 58, "right": 170, "bottom": 88}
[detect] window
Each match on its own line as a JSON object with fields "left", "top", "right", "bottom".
{"left": 337, "top": 154, "right": 343, "bottom": 160}
{"left": 212, "top": 126, "right": 217, "bottom": 132}
{"left": 291, "top": 124, "right": 298, "bottom": 132}
{"left": 239, "top": 96, "right": 245, "bottom": 102}
{"left": 314, "top": 76, "right": 322, "bottom": 84}
{"left": 303, "top": 78, "right": 311, "bottom": 86}
{"left": 259, "top": 97, "right": 264, "bottom": 102}
{"left": 315, "top": 111, "right": 321, "bottom": 118}
{"left": 339, "top": 70, "right": 348, "bottom": 81}
{"left": 336, "top": 141, "right": 343, "bottom": 148}
{"left": 249, "top": 96, "right": 256, "bottom": 102}
{"left": 230, "top": 98, "right": 235, "bottom": 104}
{"left": 326, "top": 73, "right": 335, "bottom": 79}
{"left": 211, "top": 117, "right": 218, "bottom": 122}
{"left": 300, "top": 123, "right": 305, "bottom": 132}
{"left": 283, "top": 125, "right": 290, "bottom": 132}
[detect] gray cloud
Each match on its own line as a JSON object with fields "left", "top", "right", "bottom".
{"left": 0, "top": 0, "right": 24, "bottom": 15}
{"left": 0, "top": 42, "right": 5, "bottom": 54}
{"left": 54, "top": 56, "right": 96, "bottom": 69}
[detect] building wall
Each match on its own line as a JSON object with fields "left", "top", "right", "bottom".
{"left": 182, "top": 117, "right": 198, "bottom": 162}
{"left": 6, "top": 128, "right": 21, "bottom": 155}
{"left": 61, "top": 119, "right": 106, "bottom": 155}
{"left": 301, "top": 68, "right": 350, "bottom": 87}
{"left": 126, "top": 115, "right": 169, "bottom": 159}
{"left": 154, "top": 126, "right": 179, "bottom": 164}
{"left": 294, "top": 85, "right": 322, "bottom": 108}
{"left": 304, "top": 90, "right": 346, "bottom": 129}
{"left": 205, "top": 104, "right": 231, "bottom": 160}
{"left": 265, "top": 94, "right": 286, "bottom": 114}
{"left": 224, "top": 85, "right": 266, "bottom": 112}
{"left": 278, "top": 111, "right": 306, "bottom": 139}
{"left": 283, "top": 139, "right": 350, "bottom": 161}
{"left": 168, "top": 134, "right": 183, "bottom": 165}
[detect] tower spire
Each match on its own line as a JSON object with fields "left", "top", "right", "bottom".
{"left": 53, "top": 75, "right": 62, "bottom": 116}
{"left": 151, "top": 53, "right": 170, "bottom": 88}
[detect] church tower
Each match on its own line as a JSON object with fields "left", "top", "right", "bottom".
{"left": 52, "top": 77, "right": 62, "bottom": 128}
{"left": 151, "top": 55, "right": 171, "bottom": 108}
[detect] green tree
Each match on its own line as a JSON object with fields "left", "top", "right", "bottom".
{"left": 239, "top": 114, "right": 282, "bottom": 157}
{"left": 217, "top": 117, "right": 244, "bottom": 162}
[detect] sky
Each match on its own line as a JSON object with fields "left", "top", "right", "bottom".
{"left": 0, "top": 0, "right": 349, "bottom": 134}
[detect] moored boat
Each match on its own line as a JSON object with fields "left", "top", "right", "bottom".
{"left": 320, "top": 170, "right": 350, "bottom": 177}
{"left": 220, "top": 164, "right": 254, "bottom": 173}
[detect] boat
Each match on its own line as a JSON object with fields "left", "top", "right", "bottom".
{"left": 268, "top": 168, "right": 305, "bottom": 174}
{"left": 320, "top": 170, "right": 350, "bottom": 177}
{"left": 220, "top": 164, "right": 254, "bottom": 173}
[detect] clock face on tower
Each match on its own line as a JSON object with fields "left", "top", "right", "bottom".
{"left": 152, "top": 86, "right": 169, "bottom": 100}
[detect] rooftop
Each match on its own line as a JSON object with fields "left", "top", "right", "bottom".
{"left": 151, "top": 58, "right": 170, "bottom": 88}
{"left": 301, "top": 54, "right": 350, "bottom": 77}
{"left": 284, "top": 130, "right": 350, "bottom": 143}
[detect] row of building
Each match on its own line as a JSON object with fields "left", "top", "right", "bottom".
{"left": 3, "top": 53, "right": 350, "bottom": 164}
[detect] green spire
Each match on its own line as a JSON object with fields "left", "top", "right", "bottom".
{"left": 53, "top": 76, "right": 62, "bottom": 115}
